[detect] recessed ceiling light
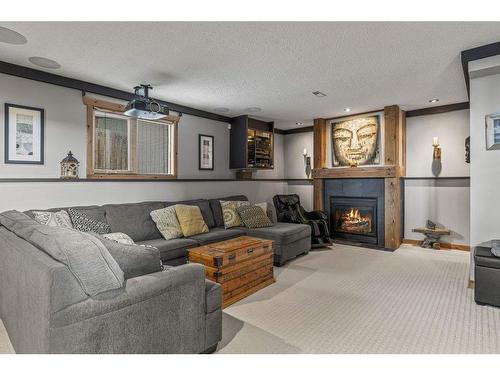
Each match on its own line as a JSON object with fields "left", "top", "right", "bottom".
{"left": 344, "top": 108, "right": 351, "bottom": 112}
{"left": 296, "top": 122, "right": 303, "bottom": 126}
{"left": 429, "top": 98, "right": 439, "bottom": 103}
{"left": 0, "top": 26, "right": 27, "bottom": 45}
{"left": 245, "top": 107, "right": 261, "bottom": 113}
{"left": 28, "top": 56, "right": 61, "bottom": 69}
{"left": 214, "top": 107, "right": 230, "bottom": 113}
{"left": 312, "top": 91, "right": 327, "bottom": 97}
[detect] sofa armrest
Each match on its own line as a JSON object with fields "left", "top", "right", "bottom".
{"left": 52, "top": 263, "right": 206, "bottom": 326}
{"left": 304, "top": 210, "right": 327, "bottom": 221}
{"left": 205, "top": 280, "right": 222, "bottom": 313}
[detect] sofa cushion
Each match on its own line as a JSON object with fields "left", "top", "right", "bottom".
{"left": 475, "top": 246, "right": 500, "bottom": 270}
{"left": 0, "top": 210, "right": 124, "bottom": 297}
{"left": 104, "top": 201, "right": 165, "bottom": 242}
{"left": 166, "top": 199, "right": 215, "bottom": 228}
{"left": 93, "top": 234, "right": 162, "bottom": 279}
{"left": 245, "top": 222, "right": 311, "bottom": 245}
{"left": 68, "top": 207, "right": 111, "bottom": 234}
{"left": 189, "top": 226, "right": 246, "bottom": 245}
{"left": 210, "top": 195, "right": 248, "bottom": 227}
{"left": 150, "top": 206, "right": 183, "bottom": 240}
{"left": 237, "top": 205, "right": 273, "bottom": 229}
{"left": 137, "top": 238, "right": 198, "bottom": 261}
{"left": 32, "top": 210, "right": 73, "bottom": 228}
{"left": 175, "top": 204, "right": 209, "bottom": 237}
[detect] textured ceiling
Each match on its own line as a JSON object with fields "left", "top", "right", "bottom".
{"left": 1, "top": 22, "right": 500, "bottom": 129}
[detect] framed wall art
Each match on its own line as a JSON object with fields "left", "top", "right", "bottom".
{"left": 199, "top": 134, "right": 214, "bottom": 170}
{"left": 330, "top": 114, "right": 381, "bottom": 167}
{"left": 4, "top": 103, "right": 45, "bottom": 164}
{"left": 485, "top": 112, "right": 500, "bottom": 150}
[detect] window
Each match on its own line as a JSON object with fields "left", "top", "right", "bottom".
{"left": 86, "top": 98, "right": 178, "bottom": 179}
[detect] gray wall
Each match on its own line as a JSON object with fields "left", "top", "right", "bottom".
{"left": 470, "top": 72, "right": 500, "bottom": 246}
{"left": 0, "top": 73, "right": 286, "bottom": 212}
{"left": 404, "top": 110, "right": 470, "bottom": 245}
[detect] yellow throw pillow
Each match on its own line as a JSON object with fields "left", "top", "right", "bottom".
{"left": 174, "top": 204, "right": 209, "bottom": 237}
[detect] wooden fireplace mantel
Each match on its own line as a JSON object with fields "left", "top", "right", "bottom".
{"left": 312, "top": 166, "right": 397, "bottom": 179}
{"left": 312, "top": 105, "right": 406, "bottom": 250}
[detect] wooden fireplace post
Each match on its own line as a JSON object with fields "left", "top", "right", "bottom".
{"left": 313, "top": 118, "right": 327, "bottom": 211}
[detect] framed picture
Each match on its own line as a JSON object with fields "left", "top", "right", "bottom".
{"left": 4, "top": 103, "right": 44, "bottom": 164}
{"left": 331, "top": 114, "right": 381, "bottom": 167}
{"left": 199, "top": 134, "right": 214, "bottom": 170}
{"left": 485, "top": 112, "right": 500, "bottom": 150}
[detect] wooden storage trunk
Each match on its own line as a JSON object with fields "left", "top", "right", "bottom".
{"left": 188, "top": 236, "right": 274, "bottom": 308}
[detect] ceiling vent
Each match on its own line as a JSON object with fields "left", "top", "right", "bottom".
{"left": 123, "top": 84, "right": 168, "bottom": 120}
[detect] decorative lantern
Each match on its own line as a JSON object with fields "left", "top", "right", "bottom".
{"left": 60, "top": 151, "right": 79, "bottom": 179}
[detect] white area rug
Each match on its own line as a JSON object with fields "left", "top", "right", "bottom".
{"left": 217, "top": 244, "right": 500, "bottom": 354}
{"left": 1, "top": 244, "right": 499, "bottom": 354}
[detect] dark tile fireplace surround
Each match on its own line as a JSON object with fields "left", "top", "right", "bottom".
{"left": 325, "top": 179, "right": 386, "bottom": 248}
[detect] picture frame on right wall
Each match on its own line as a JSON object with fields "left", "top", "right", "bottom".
{"left": 485, "top": 112, "right": 500, "bottom": 150}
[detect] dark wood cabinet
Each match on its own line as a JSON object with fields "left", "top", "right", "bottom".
{"left": 230, "top": 115, "right": 274, "bottom": 169}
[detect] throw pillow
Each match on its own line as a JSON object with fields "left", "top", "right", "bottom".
{"left": 491, "top": 240, "right": 500, "bottom": 257}
{"left": 32, "top": 210, "right": 73, "bottom": 229}
{"left": 67, "top": 208, "right": 111, "bottom": 234}
{"left": 174, "top": 204, "right": 209, "bottom": 237}
{"left": 255, "top": 202, "right": 274, "bottom": 222}
{"left": 220, "top": 200, "right": 250, "bottom": 228}
{"left": 150, "top": 206, "right": 183, "bottom": 240}
{"left": 102, "top": 232, "right": 135, "bottom": 245}
{"left": 237, "top": 205, "right": 274, "bottom": 229}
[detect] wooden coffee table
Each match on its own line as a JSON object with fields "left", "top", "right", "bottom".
{"left": 188, "top": 236, "right": 275, "bottom": 308}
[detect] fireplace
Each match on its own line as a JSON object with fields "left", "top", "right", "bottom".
{"left": 330, "top": 197, "right": 378, "bottom": 245}
{"left": 324, "top": 178, "right": 386, "bottom": 248}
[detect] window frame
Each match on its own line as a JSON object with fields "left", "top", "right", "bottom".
{"left": 85, "top": 97, "right": 178, "bottom": 180}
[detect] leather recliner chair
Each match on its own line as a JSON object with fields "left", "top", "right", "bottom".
{"left": 273, "top": 194, "right": 332, "bottom": 248}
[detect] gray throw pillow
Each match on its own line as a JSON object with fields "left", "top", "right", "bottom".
{"left": 68, "top": 207, "right": 111, "bottom": 234}
{"left": 0, "top": 210, "right": 124, "bottom": 297}
{"left": 93, "top": 234, "right": 163, "bottom": 279}
{"left": 236, "top": 205, "right": 274, "bottom": 229}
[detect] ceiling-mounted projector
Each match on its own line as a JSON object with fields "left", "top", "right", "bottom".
{"left": 123, "top": 84, "right": 169, "bottom": 120}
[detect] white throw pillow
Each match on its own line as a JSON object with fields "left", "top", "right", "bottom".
{"left": 32, "top": 210, "right": 73, "bottom": 228}
{"left": 150, "top": 206, "right": 183, "bottom": 240}
{"left": 102, "top": 232, "right": 135, "bottom": 245}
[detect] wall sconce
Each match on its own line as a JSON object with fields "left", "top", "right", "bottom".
{"left": 432, "top": 137, "right": 441, "bottom": 160}
{"left": 303, "top": 148, "right": 312, "bottom": 179}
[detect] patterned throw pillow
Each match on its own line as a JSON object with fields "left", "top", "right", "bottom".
{"left": 32, "top": 210, "right": 73, "bottom": 228}
{"left": 67, "top": 208, "right": 111, "bottom": 234}
{"left": 237, "top": 205, "right": 274, "bottom": 229}
{"left": 102, "top": 232, "right": 135, "bottom": 245}
{"left": 150, "top": 206, "right": 183, "bottom": 240}
{"left": 174, "top": 204, "right": 209, "bottom": 237}
{"left": 220, "top": 200, "right": 250, "bottom": 229}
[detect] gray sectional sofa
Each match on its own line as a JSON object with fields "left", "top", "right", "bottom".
{"left": 0, "top": 194, "right": 310, "bottom": 354}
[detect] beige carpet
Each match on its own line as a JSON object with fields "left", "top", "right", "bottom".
{"left": 217, "top": 244, "right": 500, "bottom": 354}
{"left": 1, "top": 244, "right": 499, "bottom": 354}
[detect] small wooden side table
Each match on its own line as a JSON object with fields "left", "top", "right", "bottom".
{"left": 412, "top": 227, "right": 451, "bottom": 249}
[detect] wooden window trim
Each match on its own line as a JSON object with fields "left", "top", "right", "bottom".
{"left": 84, "top": 96, "right": 179, "bottom": 180}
